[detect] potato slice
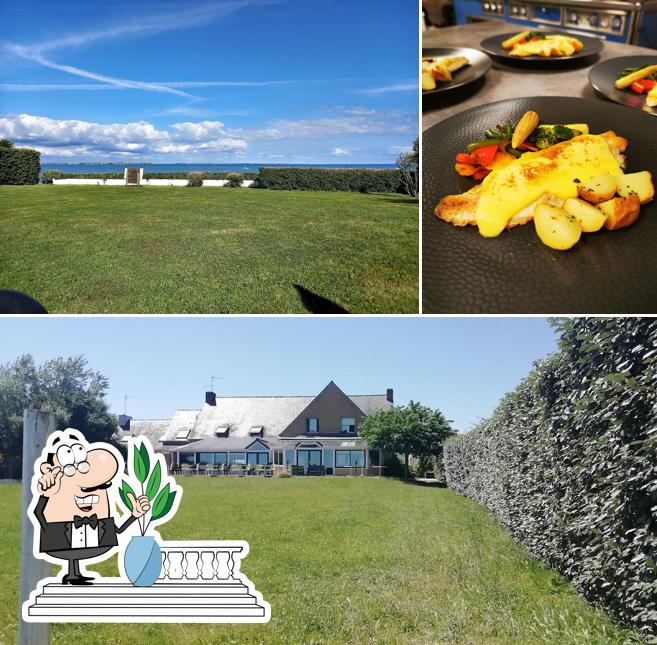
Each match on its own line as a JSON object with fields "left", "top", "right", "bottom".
{"left": 563, "top": 197, "right": 607, "bottom": 232}
{"left": 616, "top": 171, "right": 654, "bottom": 205}
{"left": 534, "top": 203, "right": 582, "bottom": 250}
{"left": 422, "top": 71, "right": 436, "bottom": 91}
{"left": 577, "top": 174, "right": 618, "bottom": 204}
{"left": 599, "top": 195, "right": 641, "bottom": 230}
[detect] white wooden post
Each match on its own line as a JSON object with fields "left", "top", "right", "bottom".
{"left": 19, "top": 410, "right": 54, "bottom": 645}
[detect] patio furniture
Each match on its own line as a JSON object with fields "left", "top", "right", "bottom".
{"left": 307, "top": 464, "right": 325, "bottom": 476}
{"left": 290, "top": 465, "right": 304, "bottom": 476}
{"left": 263, "top": 465, "right": 273, "bottom": 478}
{"left": 206, "top": 465, "right": 220, "bottom": 477}
{"left": 180, "top": 464, "right": 193, "bottom": 475}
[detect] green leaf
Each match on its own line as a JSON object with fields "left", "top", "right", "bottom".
{"left": 134, "top": 442, "right": 147, "bottom": 483}
{"left": 151, "top": 483, "right": 170, "bottom": 519}
{"left": 119, "top": 480, "right": 136, "bottom": 511}
{"left": 138, "top": 441, "right": 151, "bottom": 478}
{"left": 145, "top": 461, "right": 161, "bottom": 501}
{"left": 152, "top": 490, "right": 177, "bottom": 521}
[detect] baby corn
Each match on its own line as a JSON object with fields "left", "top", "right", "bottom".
{"left": 512, "top": 111, "right": 540, "bottom": 148}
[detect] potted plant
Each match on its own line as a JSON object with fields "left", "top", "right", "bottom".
{"left": 118, "top": 439, "right": 182, "bottom": 587}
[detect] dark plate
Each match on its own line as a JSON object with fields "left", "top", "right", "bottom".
{"left": 480, "top": 32, "right": 603, "bottom": 63}
{"left": 589, "top": 56, "right": 657, "bottom": 116}
{"left": 422, "top": 47, "right": 492, "bottom": 95}
{"left": 422, "top": 96, "right": 657, "bottom": 313}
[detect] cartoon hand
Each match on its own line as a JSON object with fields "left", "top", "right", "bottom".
{"left": 38, "top": 464, "right": 63, "bottom": 497}
{"left": 127, "top": 492, "right": 151, "bottom": 518}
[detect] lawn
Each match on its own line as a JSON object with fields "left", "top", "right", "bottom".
{"left": 0, "top": 478, "right": 642, "bottom": 644}
{"left": 0, "top": 186, "right": 418, "bottom": 313}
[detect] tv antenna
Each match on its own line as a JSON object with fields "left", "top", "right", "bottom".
{"left": 123, "top": 394, "right": 136, "bottom": 415}
{"left": 207, "top": 374, "right": 227, "bottom": 391}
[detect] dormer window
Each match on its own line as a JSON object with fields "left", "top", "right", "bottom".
{"left": 250, "top": 426, "right": 263, "bottom": 437}
{"left": 307, "top": 418, "right": 319, "bottom": 433}
{"left": 340, "top": 418, "right": 355, "bottom": 433}
{"left": 176, "top": 429, "right": 191, "bottom": 439}
{"left": 215, "top": 427, "right": 229, "bottom": 438}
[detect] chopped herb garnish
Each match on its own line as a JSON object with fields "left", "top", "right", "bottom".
{"left": 573, "top": 178, "right": 581, "bottom": 183}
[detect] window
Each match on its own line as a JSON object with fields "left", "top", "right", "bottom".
{"left": 215, "top": 427, "right": 229, "bottom": 437}
{"left": 285, "top": 449, "right": 295, "bottom": 466}
{"left": 176, "top": 428, "right": 191, "bottom": 439}
{"left": 323, "top": 448, "right": 334, "bottom": 468}
{"left": 179, "top": 452, "right": 195, "bottom": 465}
{"left": 340, "top": 417, "right": 356, "bottom": 433}
{"left": 198, "top": 452, "right": 214, "bottom": 465}
{"left": 274, "top": 449, "right": 283, "bottom": 465}
{"left": 229, "top": 452, "right": 246, "bottom": 465}
{"left": 307, "top": 418, "right": 319, "bottom": 433}
{"left": 247, "top": 452, "right": 269, "bottom": 465}
{"left": 250, "top": 426, "right": 263, "bottom": 436}
{"left": 213, "top": 452, "right": 227, "bottom": 465}
{"left": 335, "top": 450, "right": 365, "bottom": 467}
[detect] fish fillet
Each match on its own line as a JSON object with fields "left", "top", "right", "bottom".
{"left": 435, "top": 131, "right": 627, "bottom": 228}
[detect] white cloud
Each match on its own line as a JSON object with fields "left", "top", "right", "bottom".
{"left": 252, "top": 109, "right": 414, "bottom": 140}
{"left": 0, "top": 113, "right": 247, "bottom": 158}
{"left": 2, "top": 0, "right": 279, "bottom": 97}
{"left": 356, "top": 82, "right": 417, "bottom": 95}
{"left": 331, "top": 147, "right": 349, "bottom": 156}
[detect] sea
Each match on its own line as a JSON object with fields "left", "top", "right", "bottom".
{"left": 41, "top": 162, "right": 396, "bottom": 175}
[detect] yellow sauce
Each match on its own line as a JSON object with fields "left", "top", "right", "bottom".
{"left": 476, "top": 135, "right": 623, "bottom": 237}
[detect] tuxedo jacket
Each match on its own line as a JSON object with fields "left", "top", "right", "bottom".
{"left": 33, "top": 495, "right": 136, "bottom": 553}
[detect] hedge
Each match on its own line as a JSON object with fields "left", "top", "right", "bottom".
{"left": 256, "top": 167, "right": 401, "bottom": 192}
{"left": 0, "top": 147, "right": 41, "bottom": 185}
{"left": 41, "top": 170, "right": 258, "bottom": 183}
{"left": 443, "top": 318, "right": 657, "bottom": 637}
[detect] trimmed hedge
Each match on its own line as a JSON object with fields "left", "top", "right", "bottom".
{"left": 444, "top": 318, "right": 657, "bottom": 637}
{"left": 257, "top": 167, "right": 401, "bottom": 192}
{"left": 41, "top": 170, "right": 258, "bottom": 183}
{"left": 0, "top": 147, "right": 41, "bottom": 185}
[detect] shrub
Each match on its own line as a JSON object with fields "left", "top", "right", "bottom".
{"left": 225, "top": 172, "right": 243, "bottom": 188}
{"left": 256, "top": 167, "right": 401, "bottom": 193}
{"left": 0, "top": 145, "right": 41, "bottom": 185}
{"left": 143, "top": 171, "right": 258, "bottom": 180}
{"left": 443, "top": 318, "right": 657, "bottom": 638}
{"left": 187, "top": 172, "right": 206, "bottom": 187}
{"left": 41, "top": 170, "right": 65, "bottom": 184}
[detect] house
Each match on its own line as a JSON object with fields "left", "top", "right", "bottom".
{"left": 116, "top": 381, "right": 394, "bottom": 475}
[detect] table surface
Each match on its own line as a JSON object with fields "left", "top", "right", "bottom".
{"left": 422, "top": 21, "right": 656, "bottom": 129}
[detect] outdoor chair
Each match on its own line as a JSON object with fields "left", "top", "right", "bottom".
{"left": 206, "top": 465, "right": 220, "bottom": 477}
{"left": 180, "top": 464, "right": 193, "bottom": 476}
{"left": 290, "top": 465, "right": 304, "bottom": 476}
{"left": 264, "top": 465, "right": 273, "bottom": 477}
{"left": 307, "top": 464, "right": 325, "bottom": 476}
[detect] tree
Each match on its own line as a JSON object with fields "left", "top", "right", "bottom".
{"left": 0, "top": 139, "right": 14, "bottom": 148}
{"left": 0, "top": 354, "right": 117, "bottom": 478}
{"left": 395, "top": 138, "right": 418, "bottom": 197}
{"left": 360, "top": 401, "right": 454, "bottom": 479}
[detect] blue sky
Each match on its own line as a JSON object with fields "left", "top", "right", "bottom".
{"left": 0, "top": 317, "right": 559, "bottom": 432}
{"left": 0, "top": 0, "right": 417, "bottom": 163}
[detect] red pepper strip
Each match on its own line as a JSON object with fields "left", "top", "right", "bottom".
{"left": 472, "top": 144, "right": 498, "bottom": 166}
{"left": 631, "top": 81, "right": 646, "bottom": 94}
{"left": 518, "top": 142, "right": 539, "bottom": 152}
{"left": 455, "top": 152, "right": 477, "bottom": 165}
{"left": 472, "top": 167, "right": 491, "bottom": 180}
{"left": 639, "top": 79, "right": 656, "bottom": 90}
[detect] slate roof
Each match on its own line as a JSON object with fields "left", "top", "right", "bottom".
{"left": 118, "top": 387, "right": 392, "bottom": 450}
{"left": 169, "top": 437, "right": 270, "bottom": 453}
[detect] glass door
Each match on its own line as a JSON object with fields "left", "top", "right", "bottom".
{"left": 297, "top": 449, "right": 322, "bottom": 473}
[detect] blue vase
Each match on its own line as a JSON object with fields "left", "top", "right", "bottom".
{"left": 124, "top": 535, "right": 162, "bottom": 587}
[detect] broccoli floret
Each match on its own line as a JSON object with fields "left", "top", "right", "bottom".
{"left": 531, "top": 125, "right": 580, "bottom": 149}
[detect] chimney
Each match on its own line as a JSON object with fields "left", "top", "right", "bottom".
{"left": 118, "top": 414, "right": 131, "bottom": 431}
{"left": 205, "top": 391, "right": 216, "bottom": 406}
{"left": 386, "top": 388, "right": 394, "bottom": 403}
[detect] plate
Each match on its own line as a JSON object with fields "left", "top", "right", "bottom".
{"left": 589, "top": 56, "right": 657, "bottom": 116}
{"left": 422, "top": 96, "right": 657, "bottom": 313}
{"left": 480, "top": 32, "right": 603, "bottom": 63}
{"left": 422, "top": 47, "right": 492, "bottom": 95}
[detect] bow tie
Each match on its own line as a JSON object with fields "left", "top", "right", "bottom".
{"left": 73, "top": 514, "right": 98, "bottom": 529}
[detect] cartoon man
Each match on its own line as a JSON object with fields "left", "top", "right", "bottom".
{"left": 31, "top": 429, "right": 150, "bottom": 585}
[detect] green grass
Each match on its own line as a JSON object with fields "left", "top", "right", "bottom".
{"left": 0, "top": 478, "right": 643, "bottom": 644}
{"left": 0, "top": 186, "right": 418, "bottom": 313}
